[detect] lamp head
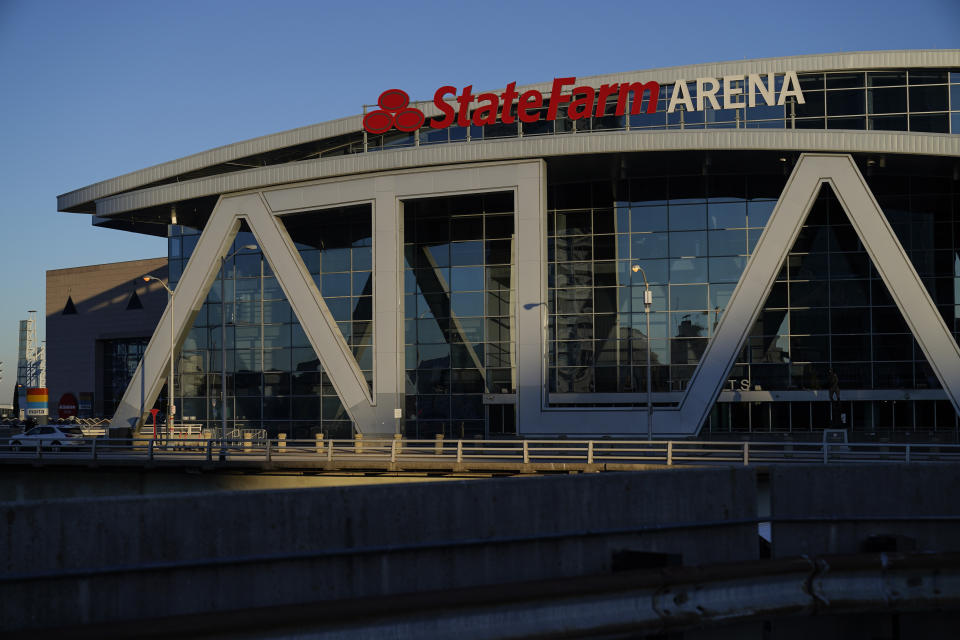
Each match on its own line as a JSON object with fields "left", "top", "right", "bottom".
{"left": 142, "top": 276, "right": 152, "bottom": 282}
{"left": 631, "top": 265, "right": 640, "bottom": 273}
{"left": 243, "top": 244, "right": 258, "bottom": 251}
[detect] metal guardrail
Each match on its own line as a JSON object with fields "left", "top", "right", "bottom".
{"left": 2, "top": 437, "right": 960, "bottom": 467}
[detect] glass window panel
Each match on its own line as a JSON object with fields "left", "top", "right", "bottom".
{"left": 868, "top": 87, "right": 907, "bottom": 114}
{"left": 827, "top": 116, "right": 866, "bottom": 130}
{"left": 708, "top": 202, "right": 747, "bottom": 229}
{"left": 668, "top": 203, "right": 707, "bottom": 231}
{"left": 451, "top": 291, "right": 484, "bottom": 317}
{"left": 670, "top": 284, "right": 708, "bottom": 310}
{"left": 826, "top": 89, "right": 865, "bottom": 116}
{"left": 669, "top": 258, "right": 708, "bottom": 283}
{"left": 909, "top": 69, "right": 948, "bottom": 85}
{"left": 670, "top": 231, "right": 707, "bottom": 257}
{"left": 791, "top": 308, "right": 829, "bottom": 334}
{"left": 831, "top": 307, "right": 870, "bottom": 334}
{"left": 709, "top": 229, "right": 746, "bottom": 256}
{"left": 708, "top": 256, "right": 747, "bottom": 283}
{"left": 909, "top": 85, "right": 949, "bottom": 112}
{"left": 868, "top": 71, "right": 906, "bottom": 87}
{"left": 826, "top": 72, "right": 864, "bottom": 89}
{"left": 631, "top": 233, "right": 669, "bottom": 260}
{"left": 621, "top": 259, "right": 668, "bottom": 286}
{"left": 790, "top": 281, "right": 828, "bottom": 307}
{"left": 451, "top": 267, "right": 484, "bottom": 292}
{"left": 320, "top": 272, "right": 351, "bottom": 297}
{"left": 910, "top": 113, "right": 950, "bottom": 133}
{"left": 630, "top": 205, "right": 668, "bottom": 232}
{"left": 869, "top": 115, "right": 909, "bottom": 131}
{"left": 450, "top": 241, "right": 484, "bottom": 266}
{"left": 710, "top": 282, "right": 736, "bottom": 312}
{"left": 352, "top": 246, "right": 372, "bottom": 271}
{"left": 795, "top": 117, "right": 826, "bottom": 129}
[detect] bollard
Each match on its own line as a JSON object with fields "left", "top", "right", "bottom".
{"left": 667, "top": 441, "right": 673, "bottom": 466}
{"left": 355, "top": 432, "right": 363, "bottom": 454}
{"left": 243, "top": 432, "right": 252, "bottom": 454}
{"left": 390, "top": 438, "right": 398, "bottom": 463}
{"left": 435, "top": 433, "right": 444, "bottom": 455}
{"left": 523, "top": 440, "right": 529, "bottom": 464}
{"left": 587, "top": 440, "right": 594, "bottom": 465}
{"left": 456, "top": 440, "right": 463, "bottom": 463}
{"left": 393, "top": 432, "right": 402, "bottom": 456}
{"left": 278, "top": 433, "right": 287, "bottom": 452}
{"left": 743, "top": 442, "right": 750, "bottom": 466}
{"left": 327, "top": 438, "right": 334, "bottom": 461}
{"left": 315, "top": 432, "right": 324, "bottom": 455}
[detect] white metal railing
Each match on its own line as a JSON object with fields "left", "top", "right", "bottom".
{"left": 2, "top": 437, "right": 960, "bottom": 467}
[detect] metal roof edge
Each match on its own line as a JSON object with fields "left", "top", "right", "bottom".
{"left": 91, "top": 129, "right": 960, "bottom": 219}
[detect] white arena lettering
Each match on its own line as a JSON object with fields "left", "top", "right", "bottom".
{"left": 667, "top": 71, "right": 804, "bottom": 113}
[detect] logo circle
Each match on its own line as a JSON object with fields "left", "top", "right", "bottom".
{"left": 363, "top": 110, "right": 394, "bottom": 135}
{"left": 378, "top": 89, "right": 410, "bottom": 112}
{"left": 394, "top": 108, "right": 425, "bottom": 132}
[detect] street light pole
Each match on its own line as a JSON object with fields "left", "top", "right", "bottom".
{"left": 220, "top": 245, "right": 257, "bottom": 441}
{"left": 631, "top": 265, "right": 653, "bottom": 440}
{"left": 143, "top": 275, "right": 174, "bottom": 441}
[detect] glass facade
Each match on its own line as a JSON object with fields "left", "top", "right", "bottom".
{"left": 166, "top": 150, "right": 960, "bottom": 437}
{"left": 403, "top": 193, "right": 516, "bottom": 438}
{"left": 544, "top": 151, "right": 960, "bottom": 434}
{"left": 102, "top": 338, "right": 149, "bottom": 416}
{"left": 168, "top": 205, "right": 372, "bottom": 438}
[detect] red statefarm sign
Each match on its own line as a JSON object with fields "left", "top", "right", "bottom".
{"left": 363, "top": 73, "right": 804, "bottom": 135}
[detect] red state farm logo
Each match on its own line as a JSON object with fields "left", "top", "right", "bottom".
{"left": 363, "top": 89, "right": 425, "bottom": 134}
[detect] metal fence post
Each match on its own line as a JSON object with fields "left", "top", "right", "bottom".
{"left": 587, "top": 441, "right": 594, "bottom": 464}
{"left": 823, "top": 441, "right": 829, "bottom": 464}
{"left": 206, "top": 439, "right": 213, "bottom": 462}
{"left": 390, "top": 438, "right": 397, "bottom": 463}
{"left": 667, "top": 441, "right": 673, "bottom": 466}
{"left": 456, "top": 440, "right": 463, "bottom": 463}
{"left": 327, "top": 438, "right": 334, "bottom": 461}
{"left": 743, "top": 442, "right": 750, "bottom": 466}
{"left": 355, "top": 432, "right": 363, "bottom": 454}
{"left": 905, "top": 444, "right": 911, "bottom": 463}
{"left": 523, "top": 440, "right": 529, "bottom": 464}
{"left": 91, "top": 439, "right": 98, "bottom": 461}
{"left": 265, "top": 439, "right": 272, "bottom": 462}
{"left": 148, "top": 439, "right": 154, "bottom": 462}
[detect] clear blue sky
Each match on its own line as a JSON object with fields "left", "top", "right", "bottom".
{"left": 0, "top": 0, "right": 957, "bottom": 405}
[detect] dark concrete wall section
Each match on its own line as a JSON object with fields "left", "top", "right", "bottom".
{"left": 1, "top": 469, "right": 757, "bottom": 631}
{"left": 0, "top": 468, "right": 465, "bottom": 502}
{"left": 770, "top": 463, "right": 960, "bottom": 558}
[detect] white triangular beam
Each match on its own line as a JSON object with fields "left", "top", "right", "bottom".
{"left": 109, "top": 193, "right": 374, "bottom": 432}
{"left": 675, "top": 153, "right": 960, "bottom": 432}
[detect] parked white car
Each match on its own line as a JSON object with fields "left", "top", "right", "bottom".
{"left": 10, "top": 426, "right": 88, "bottom": 451}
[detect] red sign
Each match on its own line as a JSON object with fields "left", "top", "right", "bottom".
{"left": 58, "top": 393, "right": 78, "bottom": 419}
{"left": 364, "top": 78, "right": 659, "bottom": 135}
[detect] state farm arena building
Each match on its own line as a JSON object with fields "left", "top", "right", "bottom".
{"left": 58, "top": 50, "right": 960, "bottom": 441}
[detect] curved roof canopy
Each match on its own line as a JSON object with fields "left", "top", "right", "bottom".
{"left": 59, "top": 49, "right": 960, "bottom": 233}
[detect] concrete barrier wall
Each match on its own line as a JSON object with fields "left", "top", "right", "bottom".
{"left": 1, "top": 469, "right": 757, "bottom": 631}
{"left": 770, "top": 463, "right": 960, "bottom": 558}
{"left": 0, "top": 468, "right": 463, "bottom": 502}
